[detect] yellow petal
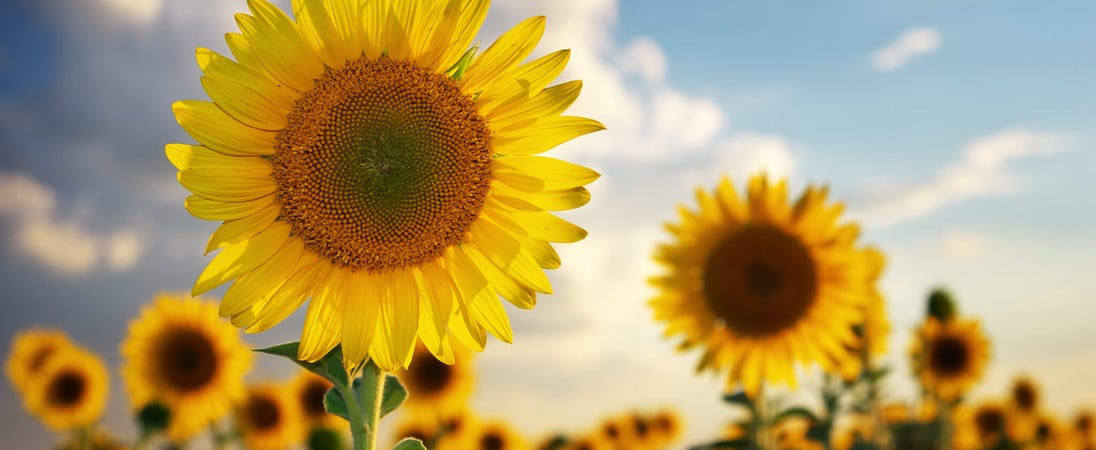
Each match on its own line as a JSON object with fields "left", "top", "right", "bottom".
{"left": 195, "top": 48, "right": 296, "bottom": 106}
{"left": 493, "top": 155, "right": 601, "bottom": 190}
{"left": 494, "top": 185, "right": 590, "bottom": 212}
{"left": 220, "top": 237, "right": 303, "bottom": 317}
{"left": 238, "top": 0, "right": 324, "bottom": 92}
{"left": 414, "top": 262, "right": 454, "bottom": 360}
{"left": 476, "top": 49, "right": 569, "bottom": 110}
{"left": 492, "top": 116, "right": 606, "bottom": 156}
{"left": 171, "top": 101, "right": 277, "bottom": 156}
{"left": 449, "top": 248, "right": 513, "bottom": 343}
{"left": 501, "top": 208, "right": 587, "bottom": 243}
{"left": 435, "top": 0, "right": 489, "bottom": 71}
{"left": 341, "top": 271, "right": 380, "bottom": 370}
{"left": 205, "top": 201, "right": 280, "bottom": 252}
{"left": 469, "top": 218, "right": 551, "bottom": 294}
{"left": 165, "top": 143, "right": 270, "bottom": 172}
{"left": 462, "top": 16, "right": 546, "bottom": 95}
{"left": 380, "top": 269, "right": 419, "bottom": 368}
{"left": 463, "top": 244, "right": 536, "bottom": 309}
{"left": 487, "top": 80, "right": 583, "bottom": 127}
{"left": 200, "top": 75, "right": 289, "bottom": 131}
{"left": 291, "top": 0, "right": 347, "bottom": 68}
{"left": 192, "top": 222, "right": 290, "bottom": 295}
{"left": 240, "top": 253, "right": 329, "bottom": 332}
{"left": 178, "top": 169, "right": 275, "bottom": 203}
{"left": 184, "top": 194, "right": 276, "bottom": 221}
{"left": 298, "top": 270, "right": 345, "bottom": 362}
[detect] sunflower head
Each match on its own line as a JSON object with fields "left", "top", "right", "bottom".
{"left": 5, "top": 328, "right": 73, "bottom": 393}
{"left": 396, "top": 341, "right": 474, "bottom": 416}
{"left": 926, "top": 287, "right": 958, "bottom": 322}
{"left": 169, "top": 0, "right": 603, "bottom": 373}
{"left": 471, "top": 418, "right": 528, "bottom": 450}
{"left": 1076, "top": 409, "right": 1094, "bottom": 438}
{"left": 650, "top": 175, "right": 879, "bottom": 395}
{"left": 435, "top": 409, "right": 480, "bottom": 450}
{"left": 971, "top": 401, "right": 1007, "bottom": 448}
{"left": 119, "top": 293, "right": 253, "bottom": 442}
{"left": 648, "top": 409, "right": 684, "bottom": 446}
{"left": 289, "top": 370, "right": 341, "bottom": 430}
{"left": 236, "top": 383, "right": 305, "bottom": 450}
{"left": 1009, "top": 376, "right": 1040, "bottom": 414}
{"left": 23, "top": 346, "right": 108, "bottom": 431}
{"left": 910, "top": 317, "right": 990, "bottom": 401}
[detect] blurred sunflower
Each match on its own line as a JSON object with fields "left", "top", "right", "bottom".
{"left": 1006, "top": 375, "right": 1042, "bottom": 441}
{"left": 289, "top": 370, "right": 342, "bottom": 431}
{"left": 167, "top": 0, "right": 603, "bottom": 372}
{"left": 236, "top": 383, "right": 305, "bottom": 450}
{"left": 910, "top": 317, "right": 990, "bottom": 401}
{"left": 23, "top": 346, "right": 108, "bottom": 431}
{"left": 54, "top": 430, "right": 130, "bottom": 450}
{"left": 392, "top": 412, "right": 440, "bottom": 447}
{"left": 471, "top": 418, "right": 529, "bottom": 450}
{"left": 969, "top": 401, "right": 1008, "bottom": 449}
{"left": 648, "top": 409, "right": 684, "bottom": 446}
{"left": 596, "top": 414, "right": 638, "bottom": 449}
{"left": 434, "top": 410, "right": 479, "bottom": 450}
{"left": 5, "top": 328, "right": 73, "bottom": 393}
{"left": 120, "top": 294, "right": 253, "bottom": 442}
{"left": 560, "top": 434, "right": 612, "bottom": 450}
{"left": 396, "top": 341, "right": 474, "bottom": 417}
{"left": 840, "top": 248, "right": 890, "bottom": 381}
{"left": 650, "top": 175, "right": 878, "bottom": 395}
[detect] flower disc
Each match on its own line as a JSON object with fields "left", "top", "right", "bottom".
{"left": 910, "top": 317, "right": 990, "bottom": 401}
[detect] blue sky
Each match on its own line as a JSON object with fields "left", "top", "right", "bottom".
{"left": 1, "top": 0, "right": 1094, "bottom": 448}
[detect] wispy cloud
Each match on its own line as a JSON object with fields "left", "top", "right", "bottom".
{"left": 851, "top": 130, "right": 1071, "bottom": 227}
{"left": 871, "top": 27, "right": 942, "bottom": 72}
{"left": 0, "top": 172, "right": 144, "bottom": 275}
{"left": 685, "top": 132, "right": 799, "bottom": 188}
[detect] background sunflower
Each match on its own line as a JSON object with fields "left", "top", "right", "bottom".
{"left": 910, "top": 317, "right": 991, "bottom": 402}
{"left": 22, "top": 346, "right": 109, "bottom": 432}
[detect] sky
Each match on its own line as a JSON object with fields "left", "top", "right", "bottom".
{"left": 1, "top": 0, "right": 1095, "bottom": 448}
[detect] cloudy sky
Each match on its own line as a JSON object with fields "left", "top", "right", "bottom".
{"left": 2, "top": 0, "right": 1095, "bottom": 448}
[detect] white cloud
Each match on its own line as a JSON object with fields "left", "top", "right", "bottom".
{"left": 0, "top": 172, "right": 144, "bottom": 276}
{"left": 870, "top": 27, "right": 942, "bottom": 72}
{"left": 489, "top": 0, "right": 727, "bottom": 163}
{"left": 937, "top": 230, "right": 990, "bottom": 260}
{"left": 851, "top": 130, "right": 1070, "bottom": 228}
{"left": 98, "top": 0, "right": 165, "bottom": 25}
{"left": 683, "top": 132, "right": 799, "bottom": 189}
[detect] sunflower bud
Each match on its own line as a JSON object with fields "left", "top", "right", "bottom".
{"left": 926, "top": 288, "right": 957, "bottom": 322}
{"left": 308, "top": 427, "right": 343, "bottom": 450}
{"left": 137, "top": 401, "right": 171, "bottom": 433}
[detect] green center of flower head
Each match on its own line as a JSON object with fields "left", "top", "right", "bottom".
{"left": 273, "top": 57, "right": 492, "bottom": 272}
{"left": 702, "top": 226, "right": 818, "bottom": 337}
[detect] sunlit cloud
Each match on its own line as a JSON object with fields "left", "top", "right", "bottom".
{"left": 851, "top": 130, "right": 1070, "bottom": 228}
{"left": 685, "top": 132, "right": 799, "bottom": 188}
{"left": 871, "top": 27, "right": 942, "bottom": 72}
{"left": 0, "top": 172, "right": 144, "bottom": 275}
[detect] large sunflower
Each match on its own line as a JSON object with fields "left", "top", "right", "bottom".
{"left": 236, "top": 383, "right": 306, "bottom": 450}
{"left": 23, "top": 346, "right": 108, "bottom": 431}
{"left": 396, "top": 341, "right": 474, "bottom": 417}
{"left": 909, "top": 317, "right": 990, "bottom": 401}
{"left": 167, "top": 0, "right": 603, "bottom": 372}
{"left": 5, "top": 328, "right": 73, "bottom": 393}
{"left": 649, "top": 175, "right": 878, "bottom": 395}
{"left": 119, "top": 294, "right": 254, "bottom": 442}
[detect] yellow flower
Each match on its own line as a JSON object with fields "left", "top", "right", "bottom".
{"left": 288, "top": 370, "right": 342, "bottom": 431}
{"left": 596, "top": 414, "right": 638, "bottom": 449}
{"left": 5, "top": 328, "right": 73, "bottom": 393}
{"left": 909, "top": 317, "right": 990, "bottom": 401}
{"left": 167, "top": 0, "right": 603, "bottom": 372}
{"left": 396, "top": 341, "right": 474, "bottom": 417}
{"left": 119, "top": 294, "right": 253, "bottom": 442}
{"left": 23, "top": 346, "right": 108, "bottom": 431}
{"left": 434, "top": 409, "right": 479, "bottom": 450}
{"left": 236, "top": 383, "right": 306, "bottom": 450}
{"left": 650, "top": 175, "right": 879, "bottom": 395}
{"left": 469, "top": 418, "right": 529, "bottom": 450}
{"left": 648, "top": 409, "right": 684, "bottom": 448}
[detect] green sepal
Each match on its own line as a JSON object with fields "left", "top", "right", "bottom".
{"left": 864, "top": 366, "right": 891, "bottom": 383}
{"left": 447, "top": 45, "right": 478, "bottom": 81}
{"left": 772, "top": 406, "right": 819, "bottom": 424}
{"left": 722, "top": 390, "right": 755, "bottom": 411}
{"left": 254, "top": 342, "right": 349, "bottom": 387}
{"left": 393, "top": 438, "right": 427, "bottom": 450}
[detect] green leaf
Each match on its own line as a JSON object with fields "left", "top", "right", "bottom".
{"left": 722, "top": 391, "right": 755, "bottom": 410}
{"left": 322, "top": 379, "right": 358, "bottom": 422}
{"left": 380, "top": 375, "right": 408, "bottom": 417}
{"left": 392, "top": 438, "right": 427, "bottom": 450}
{"left": 447, "top": 46, "right": 478, "bottom": 81}
{"left": 866, "top": 366, "right": 891, "bottom": 383}
{"left": 254, "top": 342, "right": 349, "bottom": 387}
{"left": 772, "top": 406, "right": 819, "bottom": 424}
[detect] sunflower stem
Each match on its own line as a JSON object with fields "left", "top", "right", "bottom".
{"left": 360, "top": 360, "right": 386, "bottom": 450}
{"left": 335, "top": 377, "right": 367, "bottom": 450}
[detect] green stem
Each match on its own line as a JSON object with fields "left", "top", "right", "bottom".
{"left": 360, "top": 361, "right": 385, "bottom": 450}
{"left": 75, "top": 426, "right": 91, "bottom": 450}
{"left": 335, "top": 378, "right": 367, "bottom": 450}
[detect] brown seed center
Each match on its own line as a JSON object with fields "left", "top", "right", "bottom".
{"left": 301, "top": 379, "right": 331, "bottom": 418}
{"left": 272, "top": 57, "right": 492, "bottom": 272}
{"left": 157, "top": 328, "right": 217, "bottom": 392}
{"left": 702, "top": 226, "right": 818, "bottom": 337}
{"left": 409, "top": 355, "right": 454, "bottom": 396}
{"left": 480, "top": 431, "right": 504, "bottom": 450}
{"left": 928, "top": 335, "right": 970, "bottom": 378}
{"left": 47, "top": 370, "right": 86, "bottom": 408}
{"left": 247, "top": 394, "right": 281, "bottom": 431}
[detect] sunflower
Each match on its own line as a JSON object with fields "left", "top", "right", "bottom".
{"left": 596, "top": 414, "right": 638, "bottom": 449}
{"left": 650, "top": 175, "right": 878, "bottom": 395}
{"left": 1076, "top": 409, "right": 1094, "bottom": 445}
{"left": 236, "top": 383, "right": 306, "bottom": 450}
{"left": 968, "top": 400, "right": 1008, "bottom": 449}
{"left": 909, "top": 317, "right": 990, "bottom": 401}
{"left": 560, "top": 434, "right": 613, "bottom": 450}
{"left": 839, "top": 248, "right": 890, "bottom": 381}
{"left": 1006, "top": 375, "right": 1042, "bottom": 441}
{"left": 289, "top": 370, "right": 342, "bottom": 431}
{"left": 167, "top": 0, "right": 603, "bottom": 372}
{"left": 23, "top": 346, "right": 108, "bottom": 431}
{"left": 5, "top": 328, "right": 73, "bottom": 393}
{"left": 119, "top": 294, "right": 253, "bottom": 442}
{"left": 396, "top": 341, "right": 474, "bottom": 417}
{"left": 471, "top": 418, "right": 529, "bottom": 450}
